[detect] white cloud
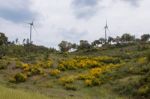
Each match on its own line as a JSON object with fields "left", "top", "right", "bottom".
{"left": 0, "top": 0, "right": 149, "bottom": 48}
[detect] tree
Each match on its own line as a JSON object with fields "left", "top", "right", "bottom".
{"left": 0, "top": 33, "right": 8, "bottom": 45}
{"left": 114, "top": 36, "right": 121, "bottom": 44}
{"left": 121, "top": 33, "right": 135, "bottom": 43}
{"left": 135, "top": 38, "right": 141, "bottom": 43}
{"left": 71, "top": 43, "right": 78, "bottom": 49}
{"left": 92, "top": 40, "right": 101, "bottom": 47}
{"left": 99, "top": 38, "right": 105, "bottom": 45}
{"left": 108, "top": 36, "right": 114, "bottom": 44}
{"left": 58, "top": 41, "right": 72, "bottom": 52}
{"left": 78, "top": 40, "right": 91, "bottom": 50}
{"left": 141, "top": 34, "right": 150, "bottom": 42}
{"left": 23, "top": 39, "right": 26, "bottom": 45}
{"left": 0, "top": 45, "right": 7, "bottom": 58}
{"left": 15, "top": 38, "right": 19, "bottom": 44}
{"left": 26, "top": 39, "right": 30, "bottom": 45}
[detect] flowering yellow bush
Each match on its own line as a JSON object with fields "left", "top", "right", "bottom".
{"left": 58, "top": 64, "right": 65, "bottom": 70}
{"left": 85, "top": 79, "right": 92, "bottom": 86}
{"left": 49, "top": 69, "right": 61, "bottom": 76}
{"left": 84, "top": 78, "right": 101, "bottom": 86}
{"left": 15, "top": 59, "right": 53, "bottom": 77}
{"left": 22, "top": 63, "right": 30, "bottom": 71}
{"left": 13, "top": 56, "right": 123, "bottom": 86}
{"left": 78, "top": 74, "right": 95, "bottom": 80}
{"left": 36, "top": 60, "right": 53, "bottom": 68}
{"left": 77, "top": 63, "right": 124, "bottom": 87}
{"left": 90, "top": 64, "right": 123, "bottom": 77}
{"left": 19, "top": 62, "right": 44, "bottom": 76}
{"left": 90, "top": 68, "right": 102, "bottom": 77}
{"left": 58, "top": 56, "right": 120, "bottom": 70}
{"left": 59, "top": 76, "right": 76, "bottom": 85}
{"left": 47, "top": 60, "right": 53, "bottom": 68}
{"left": 30, "top": 67, "right": 44, "bottom": 75}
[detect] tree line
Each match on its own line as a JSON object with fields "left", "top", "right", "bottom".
{"left": 58, "top": 33, "right": 150, "bottom": 52}
{"left": 0, "top": 32, "right": 150, "bottom": 53}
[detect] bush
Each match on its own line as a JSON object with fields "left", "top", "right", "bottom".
{"left": 15, "top": 61, "right": 23, "bottom": 68}
{"left": 85, "top": 80, "right": 92, "bottom": 86}
{"left": 85, "top": 78, "right": 101, "bottom": 87}
{"left": 136, "top": 74, "right": 150, "bottom": 97}
{"left": 58, "top": 56, "right": 122, "bottom": 70}
{"left": 92, "top": 78, "right": 101, "bottom": 86}
{"left": 64, "top": 84, "right": 77, "bottom": 91}
{"left": 37, "top": 60, "right": 53, "bottom": 68}
{"left": 146, "top": 52, "right": 150, "bottom": 62}
{"left": 59, "top": 76, "right": 75, "bottom": 85}
{"left": 14, "top": 73, "right": 27, "bottom": 83}
{"left": 49, "top": 69, "right": 60, "bottom": 76}
{"left": 30, "top": 67, "right": 43, "bottom": 75}
{"left": 137, "top": 44, "right": 149, "bottom": 51}
{"left": 0, "top": 60, "right": 8, "bottom": 69}
{"left": 22, "top": 63, "right": 30, "bottom": 71}
{"left": 101, "top": 58, "right": 120, "bottom": 64}
{"left": 45, "top": 60, "right": 53, "bottom": 68}
{"left": 138, "top": 57, "right": 147, "bottom": 65}
{"left": 58, "top": 64, "right": 66, "bottom": 71}
{"left": 0, "top": 45, "right": 7, "bottom": 58}
{"left": 137, "top": 85, "right": 150, "bottom": 96}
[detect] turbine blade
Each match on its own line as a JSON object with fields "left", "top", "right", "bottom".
{"left": 107, "top": 28, "right": 111, "bottom": 34}
{"left": 33, "top": 25, "right": 38, "bottom": 34}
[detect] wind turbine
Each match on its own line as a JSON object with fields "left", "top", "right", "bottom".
{"left": 104, "top": 20, "right": 109, "bottom": 44}
{"left": 28, "top": 20, "right": 37, "bottom": 44}
{"left": 29, "top": 21, "right": 33, "bottom": 44}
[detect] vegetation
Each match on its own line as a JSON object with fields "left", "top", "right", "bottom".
{"left": 14, "top": 73, "right": 27, "bottom": 83}
{"left": 0, "top": 32, "right": 150, "bottom": 99}
{"left": 0, "top": 85, "right": 49, "bottom": 99}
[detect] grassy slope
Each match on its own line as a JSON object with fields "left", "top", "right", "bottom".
{"left": 0, "top": 84, "right": 127, "bottom": 99}
{"left": 0, "top": 44, "right": 149, "bottom": 99}
{"left": 0, "top": 85, "right": 49, "bottom": 99}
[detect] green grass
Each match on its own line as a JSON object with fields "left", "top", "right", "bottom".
{"left": 0, "top": 85, "right": 49, "bottom": 99}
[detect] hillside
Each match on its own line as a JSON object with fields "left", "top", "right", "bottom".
{"left": 0, "top": 43, "right": 150, "bottom": 99}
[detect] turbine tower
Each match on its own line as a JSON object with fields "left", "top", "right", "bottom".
{"left": 29, "top": 21, "right": 34, "bottom": 44}
{"left": 104, "top": 20, "right": 108, "bottom": 44}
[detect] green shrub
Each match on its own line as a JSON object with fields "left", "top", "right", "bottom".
{"left": 59, "top": 76, "right": 75, "bottom": 85}
{"left": 137, "top": 74, "right": 150, "bottom": 97}
{"left": 15, "top": 61, "right": 23, "bottom": 68}
{"left": 137, "top": 85, "right": 150, "bottom": 96}
{"left": 64, "top": 84, "right": 77, "bottom": 91}
{"left": 146, "top": 52, "right": 150, "bottom": 62}
{"left": 102, "top": 58, "right": 120, "bottom": 64}
{"left": 30, "top": 67, "right": 43, "bottom": 75}
{"left": 137, "top": 44, "right": 149, "bottom": 51}
{"left": 92, "top": 78, "right": 101, "bottom": 86}
{"left": 14, "top": 73, "right": 27, "bottom": 83}
{"left": 85, "top": 78, "right": 101, "bottom": 87}
{"left": 0, "top": 60, "right": 8, "bottom": 69}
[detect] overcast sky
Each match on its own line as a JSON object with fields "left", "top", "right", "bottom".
{"left": 0, "top": 0, "right": 149, "bottom": 48}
